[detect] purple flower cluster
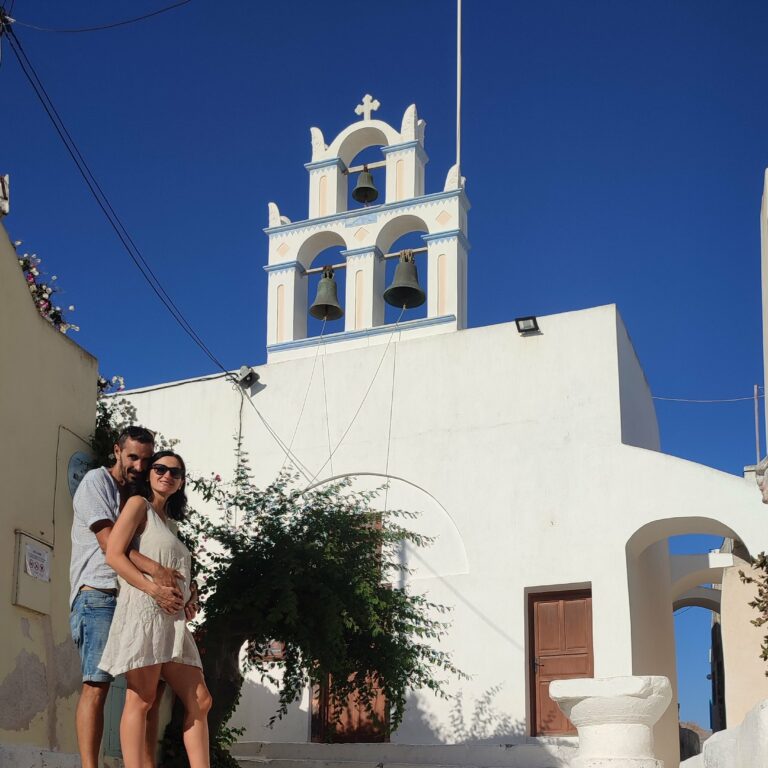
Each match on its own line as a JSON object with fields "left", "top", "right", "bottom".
{"left": 13, "top": 240, "right": 79, "bottom": 334}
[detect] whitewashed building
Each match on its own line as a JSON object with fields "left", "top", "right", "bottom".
{"left": 121, "top": 99, "right": 768, "bottom": 768}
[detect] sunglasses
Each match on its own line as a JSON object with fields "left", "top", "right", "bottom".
{"left": 151, "top": 463, "right": 184, "bottom": 480}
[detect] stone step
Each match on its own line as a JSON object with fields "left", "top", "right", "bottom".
{"left": 232, "top": 741, "right": 578, "bottom": 768}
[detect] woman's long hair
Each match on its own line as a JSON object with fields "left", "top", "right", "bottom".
{"left": 129, "top": 450, "right": 188, "bottom": 521}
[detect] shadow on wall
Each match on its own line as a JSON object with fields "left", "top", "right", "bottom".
{"left": 397, "top": 685, "right": 526, "bottom": 745}
{"left": 229, "top": 678, "right": 309, "bottom": 741}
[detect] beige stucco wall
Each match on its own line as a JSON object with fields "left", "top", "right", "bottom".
{"left": 0, "top": 221, "right": 98, "bottom": 756}
{"left": 720, "top": 541, "right": 768, "bottom": 728}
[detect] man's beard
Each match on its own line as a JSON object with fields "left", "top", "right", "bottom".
{"left": 120, "top": 463, "right": 140, "bottom": 485}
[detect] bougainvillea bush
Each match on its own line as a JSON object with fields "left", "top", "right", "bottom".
{"left": 11, "top": 240, "right": 79, "bottom": 333}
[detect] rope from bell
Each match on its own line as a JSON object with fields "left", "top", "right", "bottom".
{"left": 321, "top": 332, "right": 333, "bottom": 477}
{"left": 302, "top": 306, "right": 406, "bottom": 491}
{"left": 382, "top": 336, "right": 398, "bottom": 515}
{"left": 280, "top": 316, "right": 327, "bottom": 475}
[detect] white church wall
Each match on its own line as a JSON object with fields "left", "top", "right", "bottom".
{"left": 616, "top": 312, "right": 660, "bottom": 450}
{"left": 121, "top": 305, "right": 768, "bottom": 760}
{"left": 626, "top": 540, "right": 679, "bottom": 768}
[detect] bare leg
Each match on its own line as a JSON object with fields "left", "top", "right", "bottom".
{"left": 143, "top": 680, "right": 166, "bottom": 768}
{"left": 75, "top": 681, "right": 110, "bottom": 768}
{"left": 161, "top": 662, "right": 212, "bottom": 768}
{"left": 122, "top": 665, "right": 162, "bottom": 768}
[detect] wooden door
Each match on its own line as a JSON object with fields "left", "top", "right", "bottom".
{"left": 311, "top": 674, "right": 389, "bottom": 743}
{"left": 529, "top": 590, "right": 593, "bottom": 735}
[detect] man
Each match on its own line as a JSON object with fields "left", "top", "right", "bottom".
{"left": 70, "top": 426, "right": 189, "bottom": 768}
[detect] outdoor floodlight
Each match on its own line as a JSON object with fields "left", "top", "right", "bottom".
{"left": 515, "top": 316, "right": 540, "bottom": 334}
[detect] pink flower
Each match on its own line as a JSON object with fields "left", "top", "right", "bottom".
{"left": 26, "top": 274, "right": 34, "bottom": 283}
{"left": 214, "top": 474, "right": 221, "bottom": 482}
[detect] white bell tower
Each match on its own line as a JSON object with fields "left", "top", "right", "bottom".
{"left": 264, "top": 96, "right": 470, "bottom": 362}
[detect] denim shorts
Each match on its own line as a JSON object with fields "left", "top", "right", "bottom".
{"left": 70, "top": 590, "right": 116, "bottom": 683}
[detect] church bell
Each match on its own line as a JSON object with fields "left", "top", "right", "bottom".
{"left": 383, "top": 251, "right": 426, "bottom": 309}
{"left": 309, "top": 266, "right": 344, "bottom": 321}
{"left": 351, "top": 165, "right": 379, "bottom": 205}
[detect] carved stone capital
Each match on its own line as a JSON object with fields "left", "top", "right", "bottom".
{"left": 550, "top": 676, "right": 672, "bottom": 768}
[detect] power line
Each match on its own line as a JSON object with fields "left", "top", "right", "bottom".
{"left": 2, "top": 22, "right": 316, "bottom": 478}
{"left": 653, "top": 395, "right": 763, "bottom": 404}
{"left": 9, "top": 1, "right": 191, "bottom": 34}
{"left": 2, "top": 23, "right": 227, "bottom": 377}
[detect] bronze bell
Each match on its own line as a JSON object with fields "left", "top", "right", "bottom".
{"left": 351, "top": 165, "right": 378, "bottom": 205}
{"left": 309, "top": 266, "right": 344, "bottom": 321}
{"left": 383, "top": 251, "right": 426, "bottom": 309}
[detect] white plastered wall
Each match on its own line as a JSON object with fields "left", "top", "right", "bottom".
{"left": 121, "top": 305, "right": 768, "bottom": 766}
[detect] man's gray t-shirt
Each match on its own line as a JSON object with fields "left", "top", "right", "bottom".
{"left": 69, "top": 467, "right": 120, "bottom": 609}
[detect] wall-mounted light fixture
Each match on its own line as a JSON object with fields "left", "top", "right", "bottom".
{"left": 237, "top": 365, "right": 260, "bottom": 388}
{"left": 515, "top": 316, "right": 540, "bottom": 334}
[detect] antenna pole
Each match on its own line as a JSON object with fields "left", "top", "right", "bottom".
{"left": 755, "top": 384, "right": 761, "bottom": 464}
{"left": 456, "top": 0, "right": 462, "bottom": 181}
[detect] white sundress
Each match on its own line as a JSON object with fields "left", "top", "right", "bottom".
{"left": 99, "top": 500, "right": 202, "bottom": 676}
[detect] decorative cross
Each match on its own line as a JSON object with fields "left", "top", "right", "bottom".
{"left": 354, "top": 94, "right": 380, "bottom": 121}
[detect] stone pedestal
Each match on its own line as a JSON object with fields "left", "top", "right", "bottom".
{"left": 549, "top": 676, "right": 672, "bottom": 768}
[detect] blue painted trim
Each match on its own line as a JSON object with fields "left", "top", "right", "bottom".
{"left": 267, "top": 314, "right": 457, "bottom": 353}
{"left": 304, "top": 157, "right": 347, "bottom": 172}
{"left": 263, "top": 260, "right": 306, "bottom": 275}
{"left": 381, "top": 140, "right": 420, "bottom": 154}
{"left": 381, "top": 141, "right": 428, "bottom": 165}
{"left": 340, "top": 246, "right": 383, "bottom": 259}
{"left": 421, "top": 229, "right": 471, "bottom": 251}
{"left": 264, "top": 189, "right": 469, "bottom": 235}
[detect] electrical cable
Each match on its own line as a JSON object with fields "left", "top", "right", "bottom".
{"left": 3, "top": 27, "right": 227, "bottom": 377}
{"left": 652, "top": 395, "right": 764, "bottom": 404}
{"left": 3, "top": 30, "right": 222, "bottom": 374}
{"left": 3, "top": 24, "right": 314, "bottom": 478}
{"left": 11, "top": 1, "right": 191, "bottom": 33}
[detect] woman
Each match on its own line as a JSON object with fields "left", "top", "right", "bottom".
{"left": 100, "top": 450, "right": 212, "bottom": 768}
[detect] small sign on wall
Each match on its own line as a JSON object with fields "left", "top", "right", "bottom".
{"left": 13, "top": 531, "right": 53, "bottom": 615}
{"left": 24, "top": 542, "right": 51, "bottom": 582}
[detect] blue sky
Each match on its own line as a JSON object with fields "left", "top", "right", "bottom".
{"left": 3, "top": 0, "right": 767, "bottom": 729}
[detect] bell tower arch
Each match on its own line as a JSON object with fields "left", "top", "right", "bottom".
{"left": 264, "top": 95, "right": 470, "bottom": 362}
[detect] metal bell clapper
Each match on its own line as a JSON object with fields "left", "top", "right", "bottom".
{"left": 383, "top": 250, "right": 426, "bottom": 309}
{"left": 309, "top": 266, "right": 344, "bottom": 321}
{"left": 351, "top": 165, "right": 379, "bottom": 205}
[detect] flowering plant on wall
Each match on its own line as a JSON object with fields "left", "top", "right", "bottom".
{"left": 12, "top": 239, "right": 79, "bottom": 334}
{"left": 97, "top": 374, "right": 126, "bottom": 395}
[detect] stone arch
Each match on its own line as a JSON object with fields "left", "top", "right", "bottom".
{"left": 673, "top": 587, "right": 721, "bottom": 613}
{"left": 305, "top": 471, "right": 469, "bottom": 579}
{"left": 375, "top": 214, "right": 430, "bottom": 254}
{"left": 670, "top": 552, "right": 734, "bottom": 600}
{"left": 325, "top": 121, "right": 401, "bottom": 168}
{"left": 296, "top": 230, "right": 350, "bottom": 271}
{"left": 626, "top": 516, "right": 745, "bottom": 559}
